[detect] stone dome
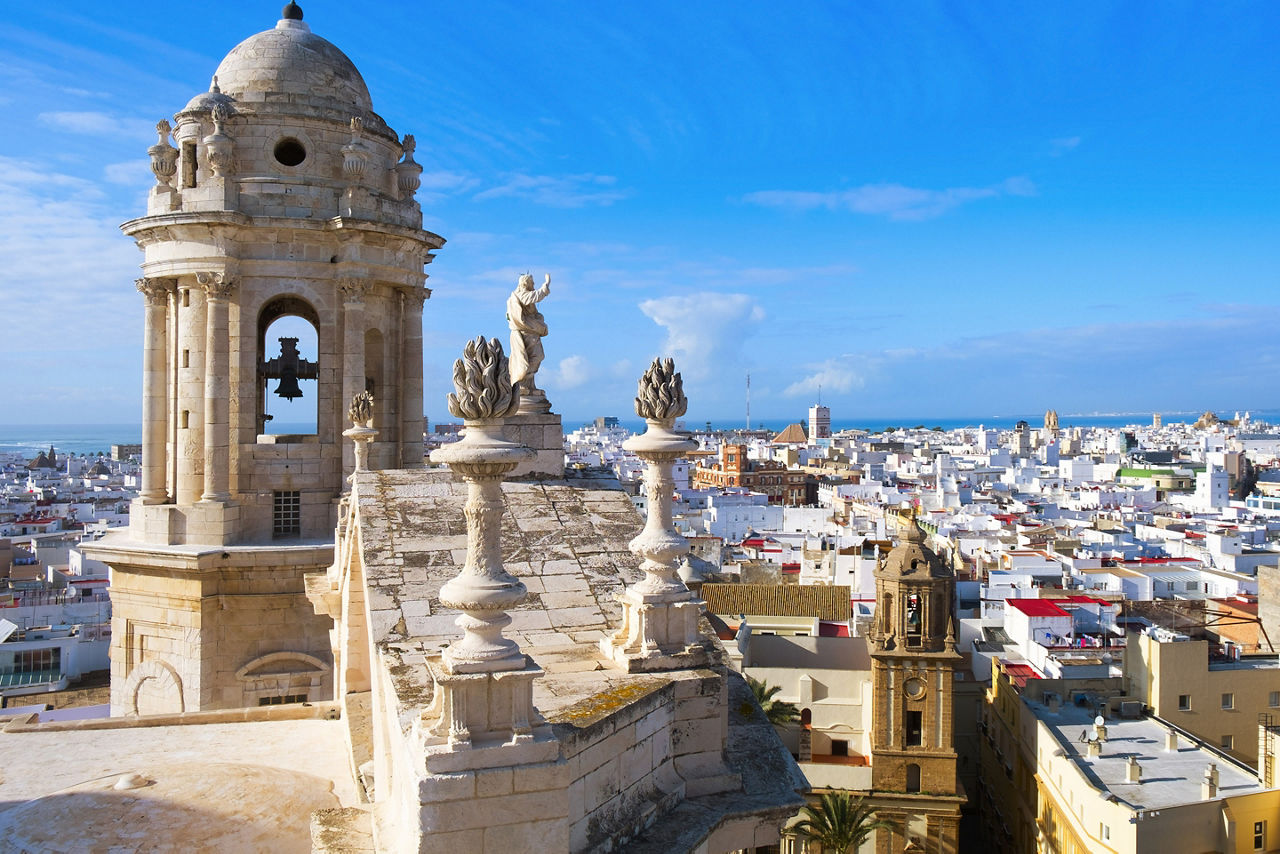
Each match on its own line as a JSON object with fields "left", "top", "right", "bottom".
{"left": 212, "top": 15, "right": 373, "bottom": 114}
{"left": 878, "top": 516, "right": 951, "bottom": 579}
{"left": 181, "top": 84, "right": 237, "bottom": 116}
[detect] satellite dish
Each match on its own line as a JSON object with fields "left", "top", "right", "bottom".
{"left": 1094, "top": 715, "right": 1105, "bottom": 727}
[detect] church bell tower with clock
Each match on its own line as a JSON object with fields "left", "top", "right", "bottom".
{"left": 868, "top": 514, "right": 965, "bottom": 853}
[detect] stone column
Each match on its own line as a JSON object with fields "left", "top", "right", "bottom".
{"left": 602, "top": 358, "right": 709, "bottom": 672}
{"left": 136, "top": 277, "right": 172, "bottom": 504}
{"left": 167, "top": 286, "right": 179, "bottom": 501}
{"left": 198, "top": 271, "right": 234, "bottom": 502}
{"left": 340, "top": 279, "right": 368, "bottom": 480}
{"left": 398, "top": 286, "right": 427, "bottom": 468}
{"left": 174, "top": 281, "right": 206, "bottom": 506}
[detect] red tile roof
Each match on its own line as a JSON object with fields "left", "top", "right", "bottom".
{"left": 1006, "top": 599, "right": 1070, "bottom": 617}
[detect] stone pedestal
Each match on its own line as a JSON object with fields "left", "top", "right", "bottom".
{"left": 516, "top": 387, "right": 552, "bottom": 415}
{"left": 501, "top": 411, "right": 564, "bottom": 479}
{"left": 343, "top": 424, "right": 376, "bottom": 487}
{"left": 422, "top": 655, "right": 555, "bottom": 760}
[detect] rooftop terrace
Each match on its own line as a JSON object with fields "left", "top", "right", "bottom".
{"left": 1027, "top": 698, "right": 1263, "bottom": 811}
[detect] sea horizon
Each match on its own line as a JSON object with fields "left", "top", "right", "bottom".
{"left": 5, "top": 408, "right": 1277, "bottom": 458}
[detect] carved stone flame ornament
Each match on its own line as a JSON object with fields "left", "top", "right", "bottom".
{"left": 602, "top": 357, "right": 708, "bottom": 671}
{"left": 426, "top": 336, "right": 543, "bottom": 751}
{"left": 634, "top": 357, "right": 687, "bottom": 424}
{"left": 349, "top": 390, "right": 374, "bottom": 428}
{"left": 343, "top": 391, "right": 377, "bottom": 481}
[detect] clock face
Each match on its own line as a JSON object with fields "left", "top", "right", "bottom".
{"left": 904, "top": 676, "right": 926, "bottom": 699}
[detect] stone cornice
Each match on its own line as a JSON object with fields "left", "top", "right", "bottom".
{"left": 121, "top": 212, "right": 444, "bottom": 257}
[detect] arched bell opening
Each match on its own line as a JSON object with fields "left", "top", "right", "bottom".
{"left": 257, "top": 296, "right": 321, "bottom": 438}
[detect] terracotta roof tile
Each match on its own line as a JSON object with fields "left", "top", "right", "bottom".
{"left": 702, "top": 583, "right": 851, "bottom": 621}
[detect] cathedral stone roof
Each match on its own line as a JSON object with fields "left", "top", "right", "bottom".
{"left": 212, "top": 11, "right": 374, "bottom": 116}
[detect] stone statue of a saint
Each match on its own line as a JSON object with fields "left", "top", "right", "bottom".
{"left": 506, "top": 273, "right": 552, "bottom": 413}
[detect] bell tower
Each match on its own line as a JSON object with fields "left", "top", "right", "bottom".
{"left": 868, "top": 514, "right": 964, "bottom": 854}
{"left": 84, "top": 3, "right": 444, "bottom": 715}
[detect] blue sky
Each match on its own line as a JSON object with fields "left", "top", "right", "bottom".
{"left": 1, "top": 1, "right": 1277, "bottom": 427}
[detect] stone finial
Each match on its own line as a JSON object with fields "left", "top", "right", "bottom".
{"left": 203, "top": 103, "right": 234, "bottom": 179}
{"left": 343, "top": 391, "right": 377, "bottom": 482}
{"left": 426, "top": 338, "right": 540, "bottom": 751}
{"left": 148, "top": 120, "right": 178, "bottom": 188}
{"left": 396, "top": 133, "right": 422, "bottom": 200}
{"left": 602, "top": 356, "right": 708, "bottom": 672}
{"left": 635, "top": 357, "right": 687, "bottom": 424}
{"left": 342, "top": 117, "right": 370, "bottom": 183}
{"left": 446, "top": 336, "right": 519, "bottom": 422}
{"left": 349, "top": 391, "right": 374, "bottom": 429}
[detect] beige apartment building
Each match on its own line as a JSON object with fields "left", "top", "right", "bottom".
{"left": 1127, "top": 629, "right": 1280, "bottom": 767}
{"left": 982, "top": 662, "right": 1280, "bottom": 854}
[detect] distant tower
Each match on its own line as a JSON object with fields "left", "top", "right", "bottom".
{"left": 868, "top": 515, "right": 964, "bottom": 852}
{"left": 84, "top": 5, "right": 444, "bottom": 714}
{"left": 1153, "top": 412, "right": 1163, "bottom": 428}
{"left": 1012, "top": 420, "right": 1031, "bottom": 457}
{"left": 1043, "top": 408, "right": 1059, "bottom": 435}
{"left": 808, "top": 403, "right": 831, "bottom": 440}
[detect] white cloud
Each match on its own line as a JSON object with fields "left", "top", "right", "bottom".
{"left": 783, "top": 358, "right": 868, "bottom": 397}
{"left": 37, "top": 111, "right": 155, "bottom": 140}
{"left": 474, "top": 173, "right": 629, "bottom": 207}
{"left": 0, "top": 156, "right": 142, "bottom": 417}
{"left": 549, "top": 355, "right": 593, "bottom": 389}
{"left": 638, "top": 292, "right": 765, "bottom": 380}
{"left": 743, "top": 177, "right": 1035, "bottom": 221}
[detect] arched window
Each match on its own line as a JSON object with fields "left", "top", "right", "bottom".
{"left": 258, "top": 297, "right": 320, "bottom": 438}
{"left": 906, "top": 763, "right": 921, "bottom": 793}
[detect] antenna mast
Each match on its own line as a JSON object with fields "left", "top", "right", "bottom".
{"left": 746, "top": 372, "right": 751, "bottom": 431}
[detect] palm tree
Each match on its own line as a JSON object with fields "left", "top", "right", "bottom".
{"left": 746, "top": 675, "right": 800, "bottom": 725}
{"left": 791, "top": 791, "right": 889, "bottom": 854}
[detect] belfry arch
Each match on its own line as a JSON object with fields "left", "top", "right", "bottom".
{"left": 258, "top": 295, "right": 321, "bottom": 437}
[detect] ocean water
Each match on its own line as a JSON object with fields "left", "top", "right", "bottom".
{"left": 0, "top": 422, "right": 315, "bottom": 459}
{"left": 3, "top": 410, "right": 1276, "bottom": 459}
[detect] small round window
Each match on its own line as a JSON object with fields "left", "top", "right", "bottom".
{"left": 274, "top": 138, "right": 307, "bottom": 167}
